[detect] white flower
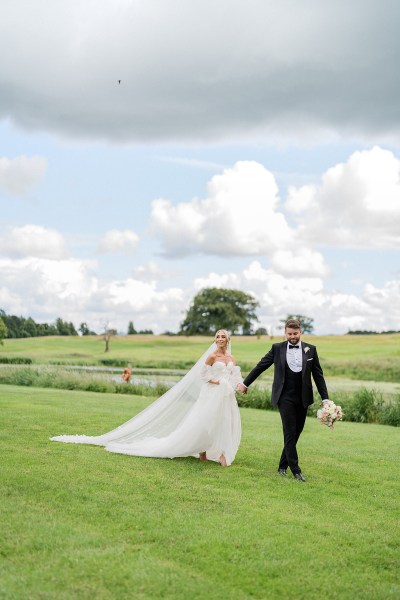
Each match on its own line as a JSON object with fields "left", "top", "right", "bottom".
{"left": 317, "top": 400, "right": 344, "bottom": 429}
{"left": 304, "top": 347, "right": 310, "bottom": 354}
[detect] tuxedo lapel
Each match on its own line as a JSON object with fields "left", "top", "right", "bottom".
{"left": 280, "top": 342, "right": 287, "bottom": 373}
{"left": 301, "top": 342, "right": 307, "bottom": 377}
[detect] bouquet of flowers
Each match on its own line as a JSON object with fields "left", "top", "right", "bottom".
{"left": 317, "top": 400, "right": 343, "bottom": 429}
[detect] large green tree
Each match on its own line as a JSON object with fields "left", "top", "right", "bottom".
{"left": 179, "top": 288, "right": 259, "bottom": 335}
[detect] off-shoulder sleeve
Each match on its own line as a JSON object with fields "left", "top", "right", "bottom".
{"left": 228, "top": 365, "right": 243, "bottom": 389}
{"left": 200, "top": 364, "right": 212, "bottom": 383}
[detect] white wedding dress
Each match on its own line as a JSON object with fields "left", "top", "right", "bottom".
{"left": 51, "top": 352, "right": 243, "bottom": 466}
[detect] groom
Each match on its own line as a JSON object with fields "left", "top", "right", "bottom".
{"left": 237, "top": 318, "right": 329, "bottom": 481}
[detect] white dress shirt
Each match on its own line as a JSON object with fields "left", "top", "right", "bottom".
{"left": 286, "top": 342, "right": 302, "bottom": 372}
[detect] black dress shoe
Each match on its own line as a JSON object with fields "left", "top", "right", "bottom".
{"left": 278, "top": 468, "right": 287, "bottom": 476}
{"left": 294, "top": 473, "right": 306, "bottom": 482}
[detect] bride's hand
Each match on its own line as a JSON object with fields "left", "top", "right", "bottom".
{"left": 236, "top": 383, "right": 247, "bottom": 394}
{"left": 209, "top": 379, "right": 220, "bottom": 385}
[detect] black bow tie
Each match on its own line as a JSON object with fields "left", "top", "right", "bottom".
{"left": 289, "top": 345, "right": 300, "bottom": 349}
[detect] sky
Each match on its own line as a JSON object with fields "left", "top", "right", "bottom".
{"left": 0, "top": 0, "right": 399, "bottom": 336}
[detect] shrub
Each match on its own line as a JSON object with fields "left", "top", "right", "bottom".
{"left": 115, "top": 382, "right": 170, "bottom": 397}
{"left": 237, "top": 386, "right": 273, "bottom": 411}
{"left": 9, "top": 367, "right": 39, "bottom": 386}
{"left": 380, "top": 396, "right": 400, "bottom": 427}
{"left": 99, "top": 359, "right": 127, "bottom": 367}
{"left": 342, "top": 388, "right": 384, "bottom": 424}
{"left": 323, "top": 359, "right": 399, "bottom": 383}
{"left": 0, "top": 357, "right": 32, "bottom": 364}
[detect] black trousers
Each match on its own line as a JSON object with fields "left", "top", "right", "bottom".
{"left": 278, "top": 396, "right": 308, "bottom": 474}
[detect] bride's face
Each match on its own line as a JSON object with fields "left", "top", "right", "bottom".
{"left": 215, "top": 330, "right": 229, "bottom": 350}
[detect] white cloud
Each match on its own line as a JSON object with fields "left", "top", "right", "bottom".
{"left": 150, "top": 146, "right": 399, "bottom": 260}
{"left": 133, "top": 261, "right": 179, "bottom": 283}
{"left": 98, "top": 229, "right": 139, "bottom": 254}
{"left": 0, "top": 155, "right": 47, "bottom": 195}
{"left": 193, "top": 272, "right": 242, "bottom": 292}
{"left": 98, "top": 279, "right": 187, "bottom": 333}
{"left": 150, "top": 161, "right": 291, "bottom": 257}
{"left": 0, "top": 2, "right": 398, "bottom": 143}
{"left": 242, "top": 261, "right": 325, "bottom": 313}
{"left": 105, "top": 279, "right": 183, "bottom": 312}
{"left": 0, "top": 256, "right": 98, "bottom": 320}
{"left": 0, "top": 225, "right": 68, "bottom": 259}
{"left": 287, "top": 146, "right": 400, "bottom": 247}
{"left": 0, "top": 250, "right": 398, "bottom": 334}
{"left": 0, "top": 286, "right": 26, "bottom": 315}
{"left": 269, "top": 249, "right": 329, "bottom": 278}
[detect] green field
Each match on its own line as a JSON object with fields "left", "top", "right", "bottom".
{"left": 1, "top": 333, "right": 400, "bottom": 383}
{"left": 1, "top": 385, "right": 399, "bottom": 599}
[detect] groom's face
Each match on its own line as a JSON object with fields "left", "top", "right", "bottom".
{"left": 285, "top": 327, "right": 302, "bottom": 345}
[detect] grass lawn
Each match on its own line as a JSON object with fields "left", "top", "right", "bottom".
{"left": 1, "top": 385, "right": 399, "bottom": 599}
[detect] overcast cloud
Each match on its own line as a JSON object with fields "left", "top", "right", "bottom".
{"left": 1, "top": 0, "right": 399, "bottom": 143}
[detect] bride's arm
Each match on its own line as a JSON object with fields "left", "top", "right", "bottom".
{"left": 200, "top": 353, "right": 220, "bottom": 384}
{"left": 227, "top": 357, "right": 244, "bottom": 389}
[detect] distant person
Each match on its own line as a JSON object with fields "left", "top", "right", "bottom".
{"left": 237, "top": 318, "right": 330, "bottom": 481}
{"left": 122, "top": 364, "right": 132, "bottom": 383}
{"left": 51, "top": 330, "right": 244, "bottom": 467}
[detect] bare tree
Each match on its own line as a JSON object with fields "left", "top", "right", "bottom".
{"left": 102, "top": 322, "right": 117, "bottom": 352}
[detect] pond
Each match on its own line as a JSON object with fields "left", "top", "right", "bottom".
{"left": 66, "top": 365, "right": 186, "bottom": 387}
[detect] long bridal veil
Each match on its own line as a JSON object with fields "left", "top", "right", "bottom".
{"left": 50, "top": 341, "right": 218, "bottom": 447}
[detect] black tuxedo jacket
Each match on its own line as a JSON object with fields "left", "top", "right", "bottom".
{"left": 243, "top": 341, "right": 329, "bottom": 408}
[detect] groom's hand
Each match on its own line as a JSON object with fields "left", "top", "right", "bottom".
{"left": 236, "top": 383, "right": 247, "bottom": 394}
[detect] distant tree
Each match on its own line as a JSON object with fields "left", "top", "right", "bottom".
{"left": 102, "top": 323, "right": 117, "bottom": 352}
{"left": 138, "top": 329, "right": 154, "bottom": 335}
{"left": 79, "top": 322, "right": 97, "bottom": 336}
{"left": 127, "top": 321, "right": 137, "bottom": 335}
{"left": 0, "top": 317, "right": 7, "bottom": 345}
{"left": 24, "top": 317, "right": 38, "bottom": 337}
{"left": 0, "top": 310, "right": 21, "bottom": 338}
{"left": 36, "top": 322, "right": 58, "bottom": 336}
{"left": 55, "top": 318, "right": 77, "bottom": 336}
{"left": 255, "top": 327, "right": 268, "bottom": 339}
{"left": 179, "top": 288, "right": 259, "bottom": 336}
{"left": 280, "top": 315, "right": 314, "bottom": 334}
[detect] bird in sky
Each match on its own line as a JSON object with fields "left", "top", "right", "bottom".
{"left": 118, "top": 80, "right": 121, "bottom": 84}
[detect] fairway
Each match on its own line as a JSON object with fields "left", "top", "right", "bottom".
{"left": 1, "top": 385, "right": 399, "bottom": 599}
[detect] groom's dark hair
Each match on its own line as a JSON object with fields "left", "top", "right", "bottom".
{"left": 285, "top": 318, "right": 301, "bottom": 330}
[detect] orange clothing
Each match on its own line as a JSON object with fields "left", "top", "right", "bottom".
{"left": 122, "top": 367, "right": 132, "bottom": 382}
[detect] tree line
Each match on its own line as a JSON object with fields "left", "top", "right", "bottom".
{"left": 0, "top": 310, "right": 79, "bottom": 339}
{"left": 0, "top": 310, "right": 154, "bottom": 343}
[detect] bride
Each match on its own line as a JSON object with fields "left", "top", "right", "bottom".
{"left": 51, "top": 330, "right": 243, "bottom": 467}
